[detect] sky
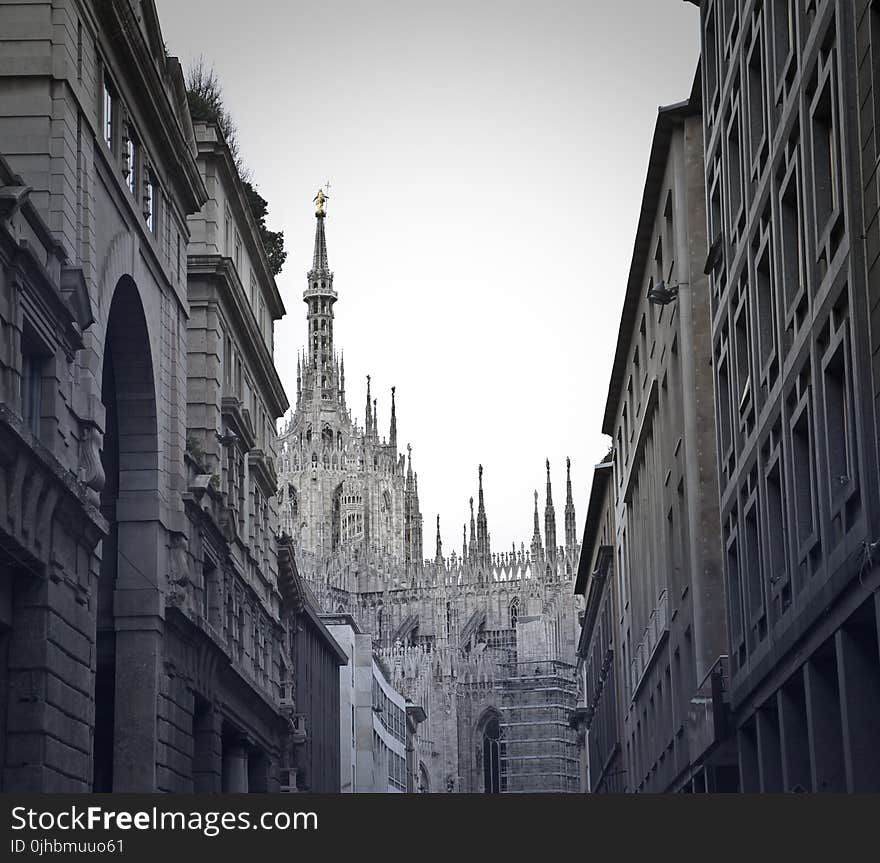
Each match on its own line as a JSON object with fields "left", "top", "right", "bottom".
{"left": 156, "top": 0, "right": 701, "bottom": 554}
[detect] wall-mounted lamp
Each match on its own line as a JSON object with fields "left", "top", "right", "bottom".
{"left": 647, "top": 280, "right": 682, "bottom": 306}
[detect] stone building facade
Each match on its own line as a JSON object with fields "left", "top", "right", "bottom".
{"left": 696, "top": 0, "right": 880, "bottom": 792}
{"left": 277, "top": 545, "right": 346, "bottom": 794}
{"left": 571, "top": 454, "right": 622, "bottom": 793}
{"left": 277, "top": 202, "right": 583, "bottom": 793}
{"left": 0, "top": 0, "right": 309, "bottom": 792}
{"left": 0, "top": 149, "right": 106, "bottom": 791}
{"left": 0, "top": 0, "right": 205, "bottom": 791}
{"left": 574, "top": 86, "right": 737, "bottom": 793}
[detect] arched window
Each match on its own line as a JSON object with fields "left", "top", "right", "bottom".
{"left": 509, "top": 597, "right": 520, "bottom": 629}
{"left": 483, "top": 718, "right": 502, "bottom": 793}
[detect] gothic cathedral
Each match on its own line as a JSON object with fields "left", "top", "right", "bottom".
{"left": 277, "top": 197, "right": 583, "bottom": 792}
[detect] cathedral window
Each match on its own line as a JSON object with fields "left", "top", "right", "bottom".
{"left": 509, "top": 597, "right": 520, "bottom": 629}
{"left": 482, "top": 718, "right": 502, "bottom": 793}
{"left": 312, "top": 452, "right": 318, "bottom": 468}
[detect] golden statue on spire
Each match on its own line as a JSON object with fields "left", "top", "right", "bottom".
{"left": 314, "top": 182, "right": 330, "bottom": 216}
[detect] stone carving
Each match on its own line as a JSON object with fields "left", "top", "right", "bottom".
{"left": 79, "top": 420, "right": 105, "bottom": 501}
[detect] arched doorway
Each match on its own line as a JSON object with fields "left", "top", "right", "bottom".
{"left": 94, "top": 276, "right": 160, "bottom": 791}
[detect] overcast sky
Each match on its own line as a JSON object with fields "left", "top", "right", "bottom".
{"left": 157, "top": 0, "right": 700, "bottom": 555}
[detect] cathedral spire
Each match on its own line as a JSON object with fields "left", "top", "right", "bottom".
{"left": 339, "top": 353, "right": 345, "bottom": 404}
{"left": 462, "top": 524, "right": 467, "bottom": 561}
{"left": 390, "top": 386, "right": 397, "bottom": 451}
{"left": 531, "top": 489, "right": 544, "bottom": 565}
{"left": 296, "top": 353, "right": 301, "bottom": 404}
{"left": 564, "top": 456, "right": 577, "bottom": 557}
{"left": 476, "top": 464, "right": 490, "bottom": 566}
{"left": 468, "top": 497, "right": 476, "bottom": 565}
{"left": 304, "top": 188, "right": 336, "bottom": 395}
{"left": 435, "top": 514, "right": 443, "bottom": 565}
{"left": 373, "top": 398, "right": 378, "bottom": 440}
{"left": 544, "top": 459, "right": 557, "bottom": 568}
{"left": 365, "top": 375, "right": 372, "bottom": 435}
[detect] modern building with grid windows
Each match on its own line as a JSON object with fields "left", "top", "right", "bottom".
{"left": 696, "top": 0, "right": 880, "bottom": 792}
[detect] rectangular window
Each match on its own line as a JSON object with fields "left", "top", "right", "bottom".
{"left": 766, "top": 459, "right": 788, "bottom": 600}
{"left": 810, "top": 79, "right": 838, "bottom": 239}
{"left": 726, "top": 109, "right": 743, "bottom": 228}
{"left": 755, "top": 240, "right": 778, "bottom": 379}
{"left": 234, "top": 231, "right": 242, "bottom": 272}
{"left": 744, "top": 498, "right": 764, "bottom": 627}
{"left": 717, "top": 349, "right": 733, "bottom": 459}
{"left": 734, "top": 293, "right": 751, "bottom": 418}
{"left": 779, "top": 162, "right": 804, "bottom": 315}
{"left": 871, "top": 2, "right": 880, "bottom": 133}
{"left": 790, "top": 397, "right": 816, "bottom": 550}
{"left": 202, "top": 559, "right": 215, "bottom": 624}
{"left": 704, "top": 8, "right": 718, "bottom": 107}
{"left": 746, "top": 29, "right": 766, "bottom": 169}
{"left": 772, "top": 0, "right": 795, "bottom": 87}
{"left": 144, "top": 170, "right": 155, "bottom": 232}
{"left": 125, "top": 131, "right": 138, "bottom": 196}
{"left": 822, "top": 327, "right": 855, "bottom": 506}
{"left": 103, "top": 76, "right": 115, "bottom": 151}
{"left": 21, "top": 347, "right": 44, "bottom": 437}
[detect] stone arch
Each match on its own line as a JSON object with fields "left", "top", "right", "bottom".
{"left": 95, "top": 274, "right": 161, "bottom": 792}
{"left": 418, "top": 761, "right": 430, "bottom": 792}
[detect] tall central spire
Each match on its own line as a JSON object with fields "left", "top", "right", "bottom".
{"left": 304, "top": 188, "right": 338, "bottom": 399}
{"left": 312, "top": 208, "right": 329, "bottom": 273}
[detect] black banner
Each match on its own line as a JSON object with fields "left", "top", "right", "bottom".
{"left": 0, "top": 793, "right": 869, "bottom": 859}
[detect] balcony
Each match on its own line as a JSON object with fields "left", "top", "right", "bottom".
{"left": 630, "top": 589, "right": 668, "bottom": 699}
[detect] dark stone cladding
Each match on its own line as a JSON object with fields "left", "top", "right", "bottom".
{"left": 699, "top": 0, "right": 880, "bottom": 791}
